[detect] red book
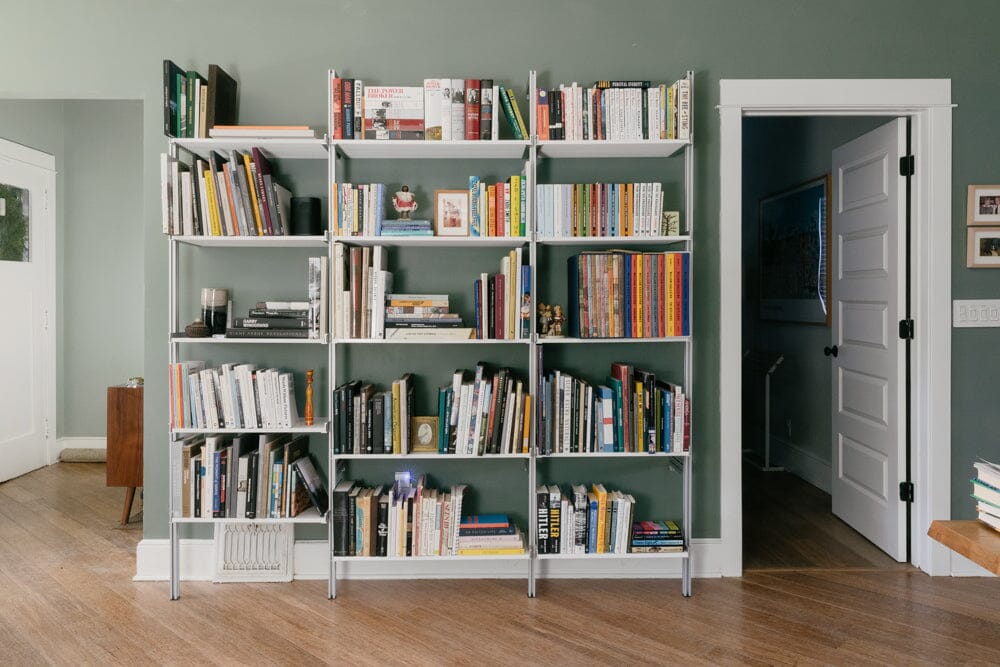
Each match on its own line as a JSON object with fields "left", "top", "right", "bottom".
{"left": 657, "top": 253, "right": 666, "bottom": 337}
{"left": 460, "top": 514, "right": 510, "bottom": 529}
{"left": 674, "top": 253, "right": 683, "bottom": 338}
{"left": 464, "top": 79, "right": 481, "bottom": 141}
{"left": 495, "top": 273, "right": 505, "bottom": 339}
{"left": 537, "top": 89, "right": 550, "bottom": 141}
{"left": 643, "top": 254, "right": 653, "bottom": 338}
{"left": 251, "top": 147, "right": 275, "bottom": 236}
{"left": 350, "top": 247, "right": 363, "bottom": 338}
{"left": 495, "top": 182, "right": 504, "bottom": 237}
{"left": 332, "top": 77, "right": 343, "bottom": 140}
{"left": 363, "top": 119, "right": 425, "bottom": 131}
{"left": 610, "top": 362, "right": 633, "bottom": 452}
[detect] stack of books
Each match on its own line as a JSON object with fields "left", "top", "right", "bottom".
{"left": 630, "top": 520, "right": 685, "bottom": 553}
{"left": 380, "top": 218, "right": 433, "bottom": 236}
{"left": 162, "top": 60, "right": 237, "bottom": 139}
{"left": 208, "top": 125, "right": 316, "bottom": 139}
{"left": 973, "top": 459, "right": 1000, "bottom": 533}
{"left": 384, "top": 294, "right": 472, "bottom": 340}
{"left": 228, "top": 301, "right": 311, "bottom": 339}
{"left": 457, "top": 515, "right": 525, "bottom": 555}
{"left": 536, "top": 182, "right": 679, "bottom": 238}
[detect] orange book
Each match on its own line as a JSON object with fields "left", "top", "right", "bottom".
{"left": 625, "top": 183, "right": 634, "bottom": 236}
{"left": 241, "top": 153, "right": 265, "bottom": 235}
{"left": 635, "top": 253, "right": 643, "bottom": 338}
{"left": 521, "top": 397, "right": 531, "bottom": 453}
{"left": 591, "top": 483, "right": 608, "bottom": 553}
{"left": 667, "top": 253, "right": 676, "bottom": 336}
{"left": 618, "top": 184, "right": 627, "bottom": 236}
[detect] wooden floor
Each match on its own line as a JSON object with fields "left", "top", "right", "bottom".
{"left": 1, "top": 463, "right": 999, "bottom": 665}
{"left": 743, "top": 463, "right": 912, "bottom": 571}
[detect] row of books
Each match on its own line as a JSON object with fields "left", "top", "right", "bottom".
{"left": 160, "top": 148, "right": 293, "bottom": 237}
{"left": 333, "top": 243, "right": 392, "bottom": 339}
{"left": 332, "top": 183, "right": 389, "bottom": 236}
{"left": 168, "top": 362, "right": 300, "bottom": 430}
{"left": 439, "top": 364, "right": 531, "bottom": 455}
{"left": 536, "top": 483, "right": 683, "bottom": 554}
{"left": 536, "top": 77, "right": 690, "bottom": 142}
{"left": 567, "top": 250, "right": 690, "bottom": 339}
{"left": 332, "top": 374, "right": 415, "bottom": 455}
{"left": 328, "top": 73, "right": 529, "bottom": 141}
{"left": 973, "top": 459, "right": 1000, "bottom": 533}
{"left": 536, "top": 183, "right": 679, "bottom": 238}
{"left": 469, "top": 172, "right": 528, "bottom": 237}
{"left": 474, "top": 248, "right": 531, "bottom": 340}
{"left": 541, "top": 362, "right": 688, "bottom": 455}
{"left": 162, "top": 60, "right": 237, "bottom": 139}
{"left": 173, "top": 434, "right": 327, "bottom": 519}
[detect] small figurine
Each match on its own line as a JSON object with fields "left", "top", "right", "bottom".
{"left": 304, "top": 369, "right": 314, "bottom": 426}
{"left": 550, "top": 305, "right": 565, "bottom": 338}
{"left": 392, "top": 185, "right": 418, "bottom": 220}
{"left": 537, "top": 302, "right": 552, "bottom": 337}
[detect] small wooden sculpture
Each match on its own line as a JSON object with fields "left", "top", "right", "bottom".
{"left": 305, "top": 369, "right": 315, "bottom": 426}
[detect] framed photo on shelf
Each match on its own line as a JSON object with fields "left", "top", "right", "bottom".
{"left": 967, "top": 227, "right": 1000, "bottom": 268}
{"left": 967, "top": 185, "right": 1000, "bottom": 226}
{"left": 758, "top": 174, "right": 831, "bottom": 325}
{"left": 411, "top": 416, "right": 439, "bottom": 452}
{"left": 434, "top": 190, "right": 469, "bottom": 236}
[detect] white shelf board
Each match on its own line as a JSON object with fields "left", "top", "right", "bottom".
{"left": 538, "top": 235, "right": 690, "bottom": 246}
{"left": 171, "top": 234, "right": 328, "bottom": 248}
{"left": 332, "top": 338, "right": 529, "bottom": 346}
{"left": 172, "top": 419, "right": 328, "bottom": 435}
{"left": 332, "top": 139, "right": 530, "bottom": 160}
{"left": 331, "top": 235, "right": 527, "bottom": 248}
{"left": 538, "top": 336, "right": 690, "bottom": 345}
{"left": 538, "top": 451, "right": 689, "bottom": 458}
{"left": 536, "top": 551, "right": 687, "bottom": 560}
{"left": 172, "top": 137, "right": 328, "bottom": 160}
{"left": 333, "top": 453, "right": 530, "bottom": 460}
{"left": 171, "top": 335, "right": 328, "bottom": 345}
{"left": 537, "top": 139, "right": 689, "bottom": 159}
{"left": 172, "top": 509, "right": 327, "bottom": 525}
{"left": 333, "top": 554, "right": 529, "bottom": 562}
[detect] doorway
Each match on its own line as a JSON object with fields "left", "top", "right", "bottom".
{"left": 718, "top": 80, "right": 953, "bottom": 577}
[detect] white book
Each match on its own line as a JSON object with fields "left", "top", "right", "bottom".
{"left": 236, "top": 453, "right": 249, "bottom": 518}
{"left": 456, "top": 383, "right": 473, "bottom": 455}
{"left": 424, "top": 79, "right": 443, "bottom": 140}
{"left": 333, "top": 243, "right": 345, "bottom": 339}
{"left": 180, "top": 170, "right": 193, "bottom": 236}
{"left": 440, "top": 78, "right": 453, "bottom": 142}
{"left": 501, "top": 386, "right": 516, "bottom": 455}
{"left": 320, "top": 255, "right": 329, "bottom": 340}
{"left": 450, "top": 78, "right": 465, "bottom": 141}
{"left": 676, "top": 78, "right": 690, "bottom": 141}
{"left": 491, "top": 85, "right": 500, "bottom": 141}
{"left": 215, "top": 171, "right": 233, "bottom": 236}
{"left": 354, "top": 78, "right": 363, "bottom": 139}
{"left": 514, "top": 247, "right": 523, "bottom": 339}
{"left": 308, "top": 256, "right": 322, "bottom": 339}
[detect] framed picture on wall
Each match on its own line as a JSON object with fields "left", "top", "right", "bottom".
{"left": 758, "top": 174, "right": 831, "bottom": 325}
{"left": 434, "top": 190, "right": 469, "bottom": 237}
{"left": 967, "top": 227, "right": 1000, "bottom": 267}
{"left": 967, "top": 185, "right": 1000, "bottom": 225}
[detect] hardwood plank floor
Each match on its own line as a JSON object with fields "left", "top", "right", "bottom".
{"left": 742, "top": 463, "right": 911, "bottom": 570}
{"left": 0, "top": 462, "right": 997, "bottom": 665}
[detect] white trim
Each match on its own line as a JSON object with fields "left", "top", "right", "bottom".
{"left": 0, "top": 137, "right": 56, "bottom": 172}
{"left": 949, "top": 552, "right": 997, "bottom": 578}
{"left": 55, "top": 436, "right": 107, "bottom": 450}
{"left": 765, "top": 435, "right": 831, "bottom": 494}
{"left": 135, "top": 538, "right": 723, "bottom": 582}
{"left": 718, "top": 78, "right": 952, "bottom": 578}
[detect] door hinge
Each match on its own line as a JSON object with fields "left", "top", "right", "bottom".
{"left": 899, "top": 481, "right": 914, "bottom": 503}
{"left": 899, "top": 155, "right": 915, "bottom": 177}
{"left": 42, "top": 308, "right": 49, "bottom": 331}
{"left": 898, "top": 319, "right": 914, "bottom": 340}
{"left": 44, "top": 418, "right": 50, "bottom": 440}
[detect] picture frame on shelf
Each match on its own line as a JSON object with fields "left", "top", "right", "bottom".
{"left": 434, "top": 189, "right": 469, "bottom": 236}
{"left": 411, "top": 416, "right": 439, "bottom": 452}
{"left": 966, "top": 227, "right": 1000, "bottom": 268}
{"left": 758, "top": 174, "right": 831, "bottom": 326}
{"left": 966, "top": 185, "right": 1000, "bottom": 226}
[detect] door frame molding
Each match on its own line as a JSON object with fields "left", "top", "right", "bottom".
{"left": 0, "top": 137, "right": 57, "bottom": 466}
{"left": 717, "top": 79, "right": 953, "bottom": 576}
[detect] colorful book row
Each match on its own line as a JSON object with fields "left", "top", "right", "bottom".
{"left": 536, "top": 182, "right": 679, "bottom": 238}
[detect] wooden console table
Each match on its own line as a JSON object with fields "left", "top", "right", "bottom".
{"left": 928, "top": 520, "right": 1000, "bottom": 576}
{"left": 107, "top": 385, "right": 143, "bottom": 525}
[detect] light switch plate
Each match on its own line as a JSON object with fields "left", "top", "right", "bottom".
{"left": 953, "top": 299, "right": 1000, "bottom": 327}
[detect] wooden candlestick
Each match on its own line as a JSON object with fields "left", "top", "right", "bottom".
{"left": 304, "top": 369, "right": 314, "bottom": 426}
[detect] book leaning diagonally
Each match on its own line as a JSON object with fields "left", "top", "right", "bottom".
{"left": 385, "top": 328, "right": 475, "bottom": 341}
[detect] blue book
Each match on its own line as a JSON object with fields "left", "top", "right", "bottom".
{"left": 606, "top": 376, "right": 624, "bottom": 452}
{"left": 460, "top": 514, "right": 510, "bottom": 528}
{"left": 473, "top": 278, "right": 483, "bottom": 339}
{"left": 623, "top": 253, "right": 632, "bottom": 338}
{"left": 469, "top": 176, "right": 481, "bottom": 237}
{"left": 587, "top": 494, "right": 599, "bottom": 553}
{"left": 437, "top": 388, "right": 448, "bottom": 453}
{"left": 342, "top": 79, "right": 354, "bottom": 140}
{"left": 212, "top": 450, "right": 222, "bottom": 513}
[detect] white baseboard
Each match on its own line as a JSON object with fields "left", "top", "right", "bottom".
{"left": 135, "top": 538, "right": 723, "bottom": 582}
{"left": 769, "top": 434, "right": 831, "bottom": 493}
{"left": 949, "top": 551, "right": 997, "bottom": 577}
{"left": 53, "top": 436, "right": 106, "bottom": 463}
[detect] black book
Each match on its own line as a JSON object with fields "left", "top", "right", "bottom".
{"left": 233, "top": 317, "right": 310, "bottom": 329}
{"left": 331, "top": 480, "right": 356, "bottom": 556}
{"left": 291, "top": 456, "right": 328, "bottom": 514}
{"left": 570, "top": 378, "right": 580, "bottom": 453}
{"left": 193, "top": 455, "right": 202, "bottom": 518}
{"left": 365, "top": 392, "right": 375, "bottom": 454}
{"left": 488, "top": 368, "right": 508, "bottom": 453}
{"left": 372, "top": 392, "right": 385, "bottom": 455}
{"left": 635, "top": 368, "right": 657, "bottom": 452}
{"left": 248, "top": 308, "right": 310, "bottom": 318}
{"left": 405, "top": 493, "right": 414, "bottom": 557}
{"left": 206, "top": 64, "right": 238, "bottom": 132}
{"left": 245, "top": 449, "right": 259, "bottom": 518}
{"left": 347, "top": 486, "right": 361, "bottom": 556}
{"left": 549, "top": 89, "right": 563, "bottom": 141}
{"left": 479, "top": 79, "right": 493, "bottom": 140}
{"left": 487, "top": 275, "right": 496, "bottom": 339}
{"left": 536, "top": 486, "right": 549, "bottom": 554}
{"left": 163, "top": 59, "right": 184, "bottom": 137}
{"left": 376, "top": 494, "right": 389, "bottom": 557}
{"left": 225, "top": 327, "right": 310, "bottom": 339}
{"left": 343, "top": 381, "right": 359, "bottom": 455}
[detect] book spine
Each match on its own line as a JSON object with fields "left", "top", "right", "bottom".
{"left": 342, "top": 79, "right": 354, "bottom": 140}
{"left": 497, "top": 87, "right": 523, "bottom": 140}
{"left": 464, "top": 78, "right": 480, "bottom": 141}
{"left": 479, "top": 80, "right": 493, "bottom": 140}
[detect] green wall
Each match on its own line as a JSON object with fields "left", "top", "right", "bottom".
{"left": 1, "top": 0, "right": 996, "bottom": 541}
{"left": 0, "top": 100, "right": 143, "bottom": 437}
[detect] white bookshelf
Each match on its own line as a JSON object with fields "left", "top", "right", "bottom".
{"left": 332, "top": 139, "right": 530, "bottom": 160}
{"left": 172, "top": 234, "right": 328, "bottom": 248}
{"left": 173, "top": 137, "right": 328, "bottom": 160}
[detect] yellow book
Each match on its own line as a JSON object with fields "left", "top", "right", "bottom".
{"left": 506, "top": 87, "right": 529, "bottom": 139}
{"left": 667, "top": 253, "right": 676, "bottom": 336}
{"left": 508, "top": 249, "right": 517, "bottom": 339}
{"left": 202, "top": 170, "right": 221, "bottom": 236}
{"left": 457, "top": 547, "right": 526, "bottom": 556}
{"left": 241, "top": 152, "right": 265, "bottom": 235}
{"left": 510, "top": 175, "right": 520, "bottom": 237}
{"left": 522, "top": 397, "right": 531, "bottom": 453}
{"left": 592, "top": 483, "right": 608, "bottom": 553}
{"left": 635, "top": 380, "right": 644, "bottom": 452}
{"left": 636, "top": 253, "right": 643, "bottom": 338}
{"left": 391, "top": 380, "right": 401, "bottom": 454}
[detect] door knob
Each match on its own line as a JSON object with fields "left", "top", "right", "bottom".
{"left": 824, "top": 345, "right": 839, "bottom": 357}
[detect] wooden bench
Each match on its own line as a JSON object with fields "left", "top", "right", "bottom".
{"left": 927, "top": 520, "right": 1000, "bottom": 576}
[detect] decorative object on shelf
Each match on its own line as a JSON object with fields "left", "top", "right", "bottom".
{"left": 967, "top": 227, "right": 1000, "bottom": 268}
{"left": 184, "top": 318, "right": 211, "bottom": 338}
{"left": 434, "top": 189, "right": 469, "bottom": 236}
{"left": 291, "top": 197, "right": 321, "bottom": 235}
{"left": 392, "top": 185, "right": 418, "bottom": 220}
{"left": 967, "top": 185, "right": 1000, "bottom": 226}
{"left": 549, "top": 304, "right": 565, "bottom": 337}
{"left": 758, "top": 174, "right": 831, "bottom": 325}
{"left": 411, "top": 416, "right": 439, "bottom": 453}
{"left": 537, "top": 302, "right": 552, "bottom": 336}
{"left": 662, "top": 211, "right": 681, "bottom": 236}
{"left": 305, "top": 369, "right": 314, "bottom": 426}
{"left": 200, "top": 287, "right": 229, "bottom": 335}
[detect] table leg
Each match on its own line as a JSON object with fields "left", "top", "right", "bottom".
{"left": 121, "top": 486, "right": 136, "bottom": 526}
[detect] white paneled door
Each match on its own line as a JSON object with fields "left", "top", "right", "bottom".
{"left": 0, "top": 138, "right": 55, "bottom": 482}
{"left": 830, "top": 119, "right": 908, "bottom": 561}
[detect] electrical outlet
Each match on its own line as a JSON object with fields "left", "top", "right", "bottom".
{"left": 953, "top": 299, "right": 1000, "bottom": 327}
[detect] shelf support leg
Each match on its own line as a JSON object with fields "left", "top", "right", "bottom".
{"left": 169, "top": 520, "right": 180, "bottom": 600}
